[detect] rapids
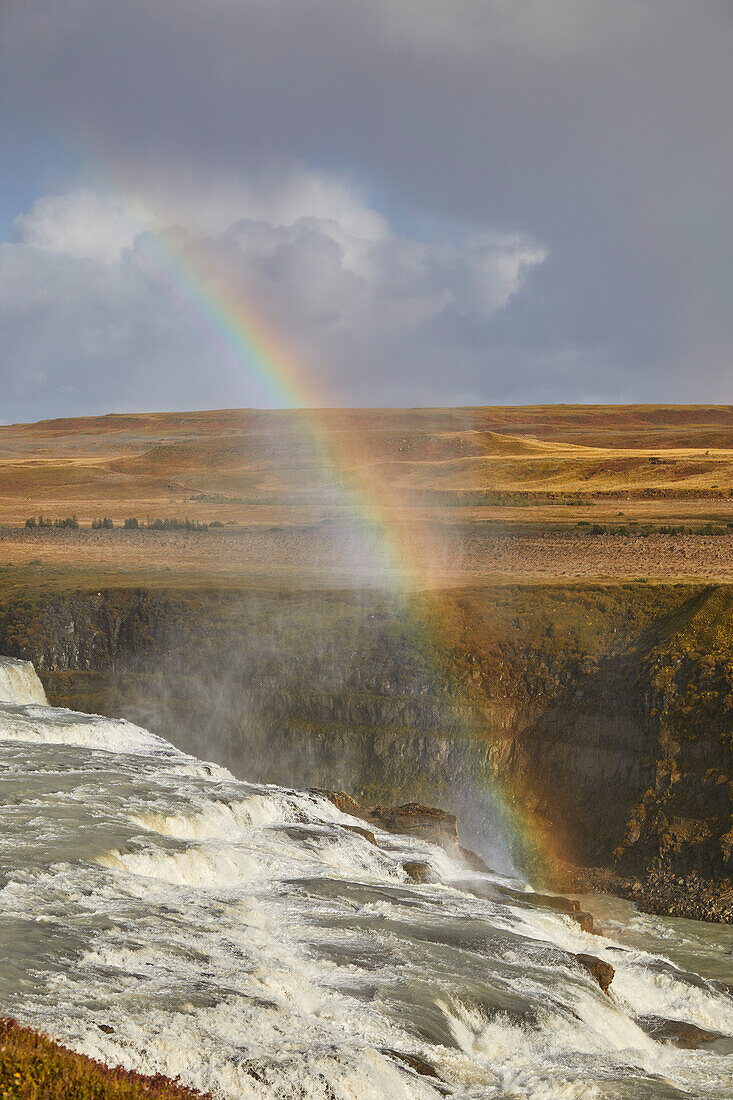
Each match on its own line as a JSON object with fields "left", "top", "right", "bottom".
{"left": 0, "top": 658, "right": 731, "bottom": 1098}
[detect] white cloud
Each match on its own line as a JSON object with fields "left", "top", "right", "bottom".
{"left": 0, "top": 180, "right": 547, "bottom": 416}
{"left": 13, "top": 190, "right": 140, "bottom": 263}
{"left": 13, "top": 169, "right": 391, "bottom": 276}
{"left": 462, "top": 233, "right": 548, "bottom": 317}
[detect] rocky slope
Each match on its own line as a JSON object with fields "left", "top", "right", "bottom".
{"left": 1, "top": 581, "right": 731, "bottom": 918}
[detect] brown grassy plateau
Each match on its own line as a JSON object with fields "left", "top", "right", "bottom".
{"left": 1, "top": 405, "right": 733, "bottom": 586}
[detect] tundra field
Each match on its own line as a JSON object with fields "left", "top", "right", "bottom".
{"left": 1, "top": 404, "right": 733, "bottom": 587}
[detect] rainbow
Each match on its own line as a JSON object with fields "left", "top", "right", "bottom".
{"left": 133, "top": 220, "right": 418, "bottom": 585}
{"left": 121, "top": 192, "right": 557, "bottom": 879}
{"left": 142, "top": 228, "right": 320, "bottom": 409}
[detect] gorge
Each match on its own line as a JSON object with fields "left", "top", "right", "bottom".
{"left": 1, "top": 654, "right": 733, "bottom": 1098}
{"left": 1, "top": 578, "right": 731, "bottom": 919}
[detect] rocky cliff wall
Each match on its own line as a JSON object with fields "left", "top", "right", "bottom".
{"left": 1, "top": 582, "right": 731, "bottom": 895}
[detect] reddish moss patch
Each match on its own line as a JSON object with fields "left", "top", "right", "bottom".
{"left": 0, "top": 1018, "right": 210, "bottom": 1100}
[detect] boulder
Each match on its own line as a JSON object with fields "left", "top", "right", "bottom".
{"left": 456, "top": 844, "right": 492, "bottom": 873}
{"left": 571, "top": 910, "right": 597, "bottom": 934}
{"left": 531, "top": 893, "right": 581, "bottom": 914}
{"left": 342, "top": 823, "right": 377, "bottom": 845}
{"left": 312, "top": 789, "right": 362, "bottom": 815}
{"left": 575, "top": 953, "right": 615, "bottom": 994}
{"left": 368, "top": 803, "right": 458, "bottom": 844}
{"left": 636, "top": 1015, "right": 720, "bottom": 1048}
{"left": 383, "top": 1049, "right": 442, "bottom": 1080}
{"left": 402, "top": 860, "right": 438, "bottom": 884}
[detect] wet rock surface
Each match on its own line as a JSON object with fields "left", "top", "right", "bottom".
{"left": 317, "top": 790, "right": 493, "bottom": 875}
{"left": 559, "top": 863, "right": 733, "bottom": 924}
{"left": 636, "top": 1016, "right": 721, "bottom": 1048}
{"left": 530, "top": 892, "right": 581, "bottom": 914}
{"left": 382, "top": 1050, "right": 450, "bottom": 1095}
{"left": 312, "top": 789, "right": 362, "bottom": 816}
{"left": 366, "top": 803, "right": 458, "bottom": 844}
{"left": 575, "top": 954, "right": 615, "bottom": 995}
{"left": 571, "top": 910, "right": 597, "bottom": 934}
{"left": 402, "top": 860, "right": 439, "bottom": 884}
{"left": 341, "top": 823, "right": 378, "bottom": 845}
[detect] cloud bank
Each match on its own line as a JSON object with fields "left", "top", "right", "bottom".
{"left": 0, "top": 0, "right": 731, "bottom": 418}
{"left": 2, "top": 180, "right": 545, "bottom": 414}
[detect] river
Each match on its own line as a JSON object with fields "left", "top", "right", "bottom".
{"left": 0, "top": 657, "right": 731, "bottom": 1098}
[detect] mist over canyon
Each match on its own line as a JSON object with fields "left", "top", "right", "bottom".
{"left": 1, "top": 405, "right": 733, "bottom": 1097}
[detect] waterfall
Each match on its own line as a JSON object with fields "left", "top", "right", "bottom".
{"left": 0, "top": 658, "right": 731, "bottom": 1099}
{"left": 0, "top": 657, "right": 48, "bottom": 705}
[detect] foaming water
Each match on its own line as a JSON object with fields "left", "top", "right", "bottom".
{"left": 0, "top": 657, "right": 47, "bottom": 706}
{"left": 0, "top": 664, "right": 731, "bottom": 1098}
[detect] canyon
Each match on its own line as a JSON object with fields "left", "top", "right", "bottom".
{"left": 1, "top": 405, "right": 732, "bottom": 920}
{"left": 0, "top": 579, "right": 730, "bottom": 918}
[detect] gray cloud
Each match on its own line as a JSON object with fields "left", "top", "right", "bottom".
{"left": 1, "top": 185, "right": 545, "bottom": 416}
{"left": 1, "top": 0, "right": 731, "bottom": 416}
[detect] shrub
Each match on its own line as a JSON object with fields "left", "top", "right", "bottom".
{"left": 92, "top": 517, "right": 115, "bottom": 529}
{"left": 123, "top": 517, "right": 140, "bottom": 530}
{"left": 659, "top": 524, "right": 683, "bottom": 536}
{"left": 190, "top": 492, "right": 228, "bottom": 504}
{"left": 142, "top": 517, "right": 209, "bottom": 532}
{"left": 699, "top": 523, "right": 727, "bottom": 536}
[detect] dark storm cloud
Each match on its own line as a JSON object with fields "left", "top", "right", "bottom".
{"left": 0, "top": 0, "right": 731, "bottom": 418}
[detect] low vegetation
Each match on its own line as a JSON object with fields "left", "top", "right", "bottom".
{"left": 143, "top": 517, "right": 209, "bottom": 532}
{"left": 24, "top": 516, "right": 79, "bottom": 530}
{"left": 576, "top": 520, "right": 733, "bottom": 536}
{"left": 25, "top": 517, "right": 209, "bottom": 533}
{"left": 0, "top": 1018, "right": 209, "bottom": 1100}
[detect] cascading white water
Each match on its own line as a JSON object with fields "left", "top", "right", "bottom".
{"left": 0, "top": 656, "right": 47, "bottom": 705}
{"left": 0, "top": 661, "right": 732, "bottom": 1099}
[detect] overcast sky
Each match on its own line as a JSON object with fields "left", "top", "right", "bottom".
{"left": 1, "top": 0, "right": 731, "bottom": 420}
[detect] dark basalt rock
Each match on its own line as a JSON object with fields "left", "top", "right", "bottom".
{"left": 312, "top": 790, "right": 458, "bottom": 848}
{"left": 342, "top": 823, "right": 378, "bottom": 845}
{"left": 523, "top": 891, "right": 602, "bottom": 932}
{"left": 455, "top": 844, "right": 493, "bottom": 873}
{"left": 571, "top": 910, "right": 597, "bottom": 934}
{"left": 402, "top": 860, "right": 439, "bottom": 884}
{"left": 637, "top": 1015, "right": 720, "bottom": 1048}
{"left": 367, "top": 803, "right": 458, "bottom": 844}
{"left": 383, "top": 1049, "right": 442, "bottom": 1080}
{"left": 312, "top": 789, "right": 361, "bottom": 815}
{"left": 530, "top": 892, "right": 581, "bottom": 914}
{"left": 575, "top": 953, "right": 615, "bottom": 994}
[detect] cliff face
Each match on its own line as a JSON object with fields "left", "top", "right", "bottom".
{"left": 1, "top": 582, "right": 731, "bottom": 890}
